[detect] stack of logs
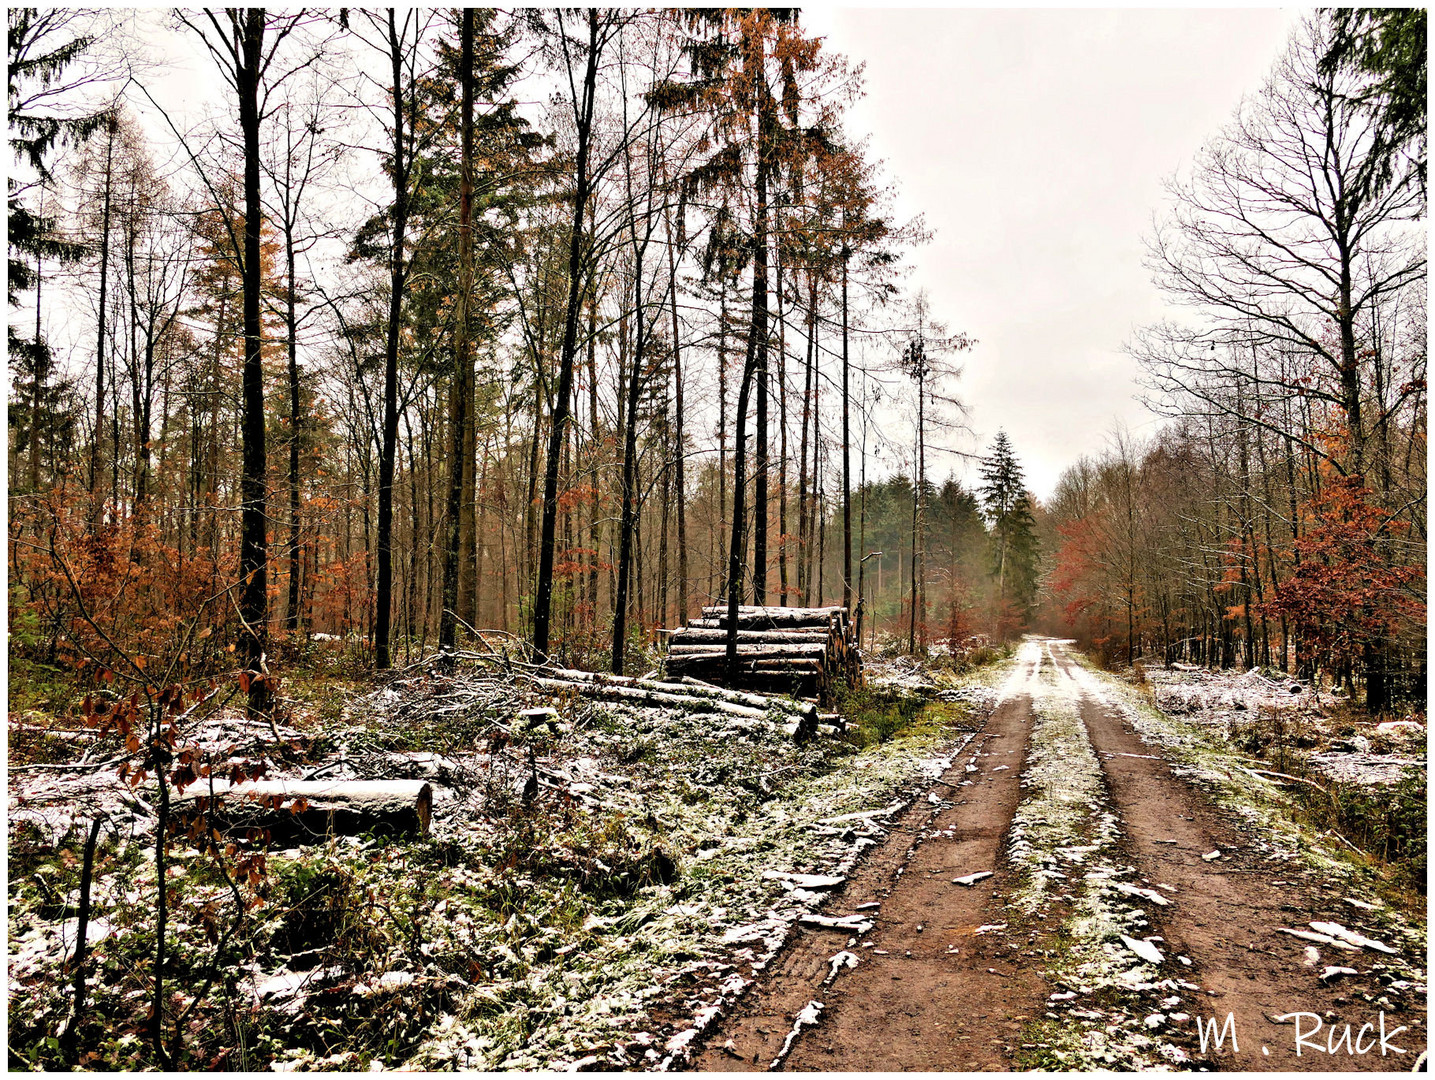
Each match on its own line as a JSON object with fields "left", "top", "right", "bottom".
{"left": 664, "top": 605, "right": 861, "bottom": 704}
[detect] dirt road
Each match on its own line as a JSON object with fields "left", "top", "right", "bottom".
{"left": 693, "top": 639, "right": 1427, "bottom": 1072}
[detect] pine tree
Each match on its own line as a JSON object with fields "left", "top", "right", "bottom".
{"left": 8, "top": 10, "right": 114, "bottom": 487}
{"left": 979, "top": 431, "right": 1040, "bottom": 628}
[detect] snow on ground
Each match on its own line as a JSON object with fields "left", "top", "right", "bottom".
{"left": 8, "top": 654, "right": 1012, "bottom": 1072}
{"left": 1140, "top": 662, "right": 1426, "bottom": 788}
{"left": 1064, "top": 652, "right": 1427, "bottom": 991}
{"left": 1004, "top": 642, "right": 1194, "bottom": 1070}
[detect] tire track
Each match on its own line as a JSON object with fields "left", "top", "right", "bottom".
{"left": 694, "top": 639, "right": 1426, "bottom": 1072}
{"left": 693, "top": 641, "right": 1053, "bottom": 1071}
{"left": 1055, "top": 641, "right": 1427, "bottom": 1072}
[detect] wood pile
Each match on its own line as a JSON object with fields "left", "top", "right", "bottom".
{"left": 664, "top": 605, "right": 862, "bottom": 704}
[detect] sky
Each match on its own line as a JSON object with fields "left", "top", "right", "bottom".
{"left": 800, "top": 7, "right": 1302, "bottom": 500}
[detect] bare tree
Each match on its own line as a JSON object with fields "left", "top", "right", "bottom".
{"left": 175, "top": 8, "right": 314, "bottom": 710}
{"left": 1138, "top": 15, "right": 1425, "bottom": 477}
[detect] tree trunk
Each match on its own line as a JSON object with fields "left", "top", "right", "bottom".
{"left": 841, "top": 237, "right": 852, "bottom": 612}
{"left": 533, "top": 10, "right": 600, "bottom": 660}
{"left": 776, "top": 229, "right": 788, "bottom": 606}
{"left": 665, "top": 199, "right": 689, "bottom": 623}
{"left": 237, "top": 11, "right": 270, "bottom": 711}
{"left": 285, "top": 195, "right": 302, "bottom": 636}
{"left": 612, "top": 250, "right": 646, "bottom": 674}
{"left": 796, "top": 281, "right": 816, "bottom": 602}
{"left": 375, "top": 12, "right": 413, "bottom": 671}
{"left": 441, "top": 11, "right": 475, "bottom": 657}
{"left": 90, "top": 117, "right": 115, "bottom": 528}
{"left": 586, "top": 292, "right": 601, "bottom": 621}
{"left": 717, "top": 282, "right": 728, "bottom": 599}
{"left": 751, "top": 94, "right": 770, "bottom": 606}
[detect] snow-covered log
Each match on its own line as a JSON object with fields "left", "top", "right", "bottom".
{"left": 173, "top": 779, "right": 433, "bottom": 841}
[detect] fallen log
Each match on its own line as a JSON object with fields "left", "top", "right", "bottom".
{"left": 698, "top": 605, "right": 847, "bottom": 630}
{"left": 523, "top": 665, "right": 820, "bottom": 726}
{"left": 672, "top": 677, "right": 818, "bottom": 722}
{"left": 531, "top": 675, "right": 820, "bottom": 741}
{"left": 528, "top": 676, "right": 769, "bottom": 719}
{"left": 173, "top": 779, "right": 433, "bottom": 841}
{"left": 666, "top": 642, "right": 829, "bottom": 658}
{"left": 701, "top": 604, "right": 846, "bottom": 619}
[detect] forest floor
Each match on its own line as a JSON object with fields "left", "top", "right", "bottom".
{"left": 691, "top": 639, "right": 1427, "bottom": 1072}
{"left": 7, "top": 646, "right": 998, "bottom": 1070}
{"left": 6, "top": 639, "right": 1426, "bottom": 1071}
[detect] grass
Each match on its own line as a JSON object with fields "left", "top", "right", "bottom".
{"left": 834, "top": 684, "right": 984, "bottom": 750}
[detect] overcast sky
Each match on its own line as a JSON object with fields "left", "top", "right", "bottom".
{"left": 801, "top": 7, "right": 1302, "bottom": 500}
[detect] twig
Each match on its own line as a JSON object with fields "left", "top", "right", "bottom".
{"left": 61, "top": 814, "right": 106, "bottom": 1065}
{"left": 1243, "top": 766, "right": 1329, "bottom": 794}
{"left": 9, "top": 755, "right": 129, "bottom": 773}
{"left": 1324, "top": 828, "right": 1362, "bottom": 855}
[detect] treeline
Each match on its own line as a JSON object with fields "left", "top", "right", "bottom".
{"left": 1041, "top": 13, "right": 1426, "bottom": 712}
{"left": 9, "top": 8, "right": 1032, "bottom": 701}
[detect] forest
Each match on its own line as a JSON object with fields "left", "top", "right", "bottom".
{"left": 11, "top": 9, "right": 1421, "bottom": 708}
{"left": 6, "top": 6, "right": 1427, "bottom": 1073}
{"left": 8, "top": 8, "right": 1042, "bottom": 694}
{"left": 1037, "top": 10, "right": 1426, "bottom": 712}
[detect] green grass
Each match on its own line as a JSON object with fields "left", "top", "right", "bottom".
{"left": 834, "top": 685, "right": 979, "bottom": 749}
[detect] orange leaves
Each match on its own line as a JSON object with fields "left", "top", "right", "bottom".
{"left": 13, "top": 490, "right": 239, "bottom": 684}
{"left": 1258, "top": 474, "right": 1425, "bottom": 668}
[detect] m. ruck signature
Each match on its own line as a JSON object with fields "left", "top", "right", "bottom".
{"left": 1197, "top": 1011, "right": 1411, "bottom": 1060}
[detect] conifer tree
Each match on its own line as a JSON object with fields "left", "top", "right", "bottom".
{"left": 8, "top": 10, "right": 115, "bottom": 492}
{"left": 980, "top": 431, "right": 1040, "bottom": 626}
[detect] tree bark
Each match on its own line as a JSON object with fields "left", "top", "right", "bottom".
{"left": 664, "top": 198, "right": 689, "bottom": 623}
{"left": 284, "top": 178, "right": 302, "bottom": 636}
{"left": 612, "top": 249, "right": 647, "bottom": 673}
{"left": 237, "top": 10, "right": 270, "bottom": 711}
{"left": 90, "top": 116, "right": 115, "bottom": 528}
{"left": 841, "top": 235, "right": 852, "bottom": 611}
{"left": 375, "top": 11, "right": 413, "bottom": 671}
{"left": 440, "top": 11, "right": 475, "bottom": 657}
{"left": 750, "top": 79, "right": 770, "bottom": 606}
{"left": 533, "top": 9, "right": 600, "bottom": 660}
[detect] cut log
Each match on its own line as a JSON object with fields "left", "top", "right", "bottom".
{"left": 667, "top": 643, "right": 829, "bottom": 658}
{"left": 528, "top": 665, "right": 812, "bottom": 712}
{"left": 524, "top": 665, "right": 821, "bottom": 732}
{"left": 529, "top": 677, "right": 769, "bottom": 719}
{"left": 669, "top": 628, "right": 832, "bottom": 645}
{"left": 701, "top": 605, "right": 846, "bottom": 619}
{"left": 666, "top": 605, "right": 861, "bottom": 706}
{"left": 699, "top": 606, "right": 847, "bottom": 630}
{"left": 173, "top": 779, "right": 433, "bottom": 841}
{"left": 674, "top": 676, "right": 817, "bottom": 719}
{"left": 524, "top": 672, "right": 819, "bottom": 741}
